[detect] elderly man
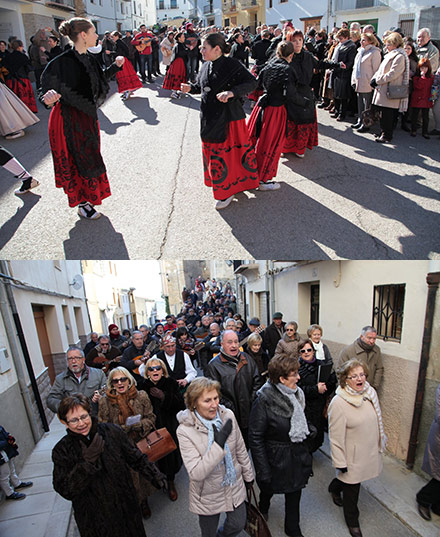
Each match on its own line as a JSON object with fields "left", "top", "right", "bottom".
{"left": 120, "top": 330, "right": 150, "bottom": 382}
{"left": 85, "top": 335, "right": 121, "bottom": 372}
{"left": 47, "top": 346, "right": 106, "bottom": 416}
{"left": 264, "top": 312, "right": 286, "bottom": 358}
{"left": 417, "top": 27, "right": 439, "bottom": 72}
{"left": 338, "top": 326, "right": 384, "bottom": 390}
{"left": 83, "top": 332, "right": 99, "bottom": 357}
{"left": 154, "top": 335, "right": 196, "bottom": 388}
{"left": 206, "top": 330, "right": 262, "bottom": 446}
{"left": 198, "top": 322, "right": 222, "bottom": 374}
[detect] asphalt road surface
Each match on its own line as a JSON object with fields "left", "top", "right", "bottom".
{"left": 1, "top": 76, "right": 439, "bottom": 259}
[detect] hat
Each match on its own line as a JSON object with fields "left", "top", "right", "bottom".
{"left": 161, "top": 334, "right": 176, "bottom": 346}
{"left": 273, "top": 312, "right": 283, "bottom": 319}
{"left": 249, "top": 317, "right": 260, "bottom": 326}
{"left": 283, "top": 21, "right": 294, "bottom": 30}
{"left": 108, "top": 324, "right": 118, "bottom": 331}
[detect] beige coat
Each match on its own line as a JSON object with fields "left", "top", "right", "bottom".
{"left": 351, "top": 45, "right": 382, "bottom": 93}
{"left": 274, "top": 333, "right": 304, "bottom": 360}
{"left": 372, "top": 48, "right": 407, "bottom": 109}
{"left": 328, "top": 389, "right": 383, "bottom": 484}
{"left": 176, "top": 405, "right": 254, "bottom": 516}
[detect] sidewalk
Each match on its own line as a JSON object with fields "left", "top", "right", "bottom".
{"left": 1, "top": 423, "right": 439, "bottom": 537}
{"left": 0, "top": 418, "right": 71, "bottom": 537}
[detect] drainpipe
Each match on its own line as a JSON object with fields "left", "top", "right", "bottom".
{"left": 0, "top": 265, "right": 46, "bottom": 441}
{"left": 406, "top": 271, "right": 440, "bottom": 469}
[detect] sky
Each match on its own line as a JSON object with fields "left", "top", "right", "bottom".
{"left": 114, "top": 261, "right": 163, "bottom": 300}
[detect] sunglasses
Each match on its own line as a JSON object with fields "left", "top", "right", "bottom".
{"left": 147, "top": 365, "right": 162, "bottom": 372}
{"left": 112, "top": 377, "right": 129, "bottom": 385}
{"left": 300, "top": 348, "right": 313, "bottom": 354}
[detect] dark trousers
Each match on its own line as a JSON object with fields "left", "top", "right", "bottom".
{"left": 329, "top": 478, "right": 360, "bottom": 527}
{"left": 187, "top": 55, "right": 199, "bottom": 81}
{"left": 411, "top": 107, "right": 429, "bottom": 134}
{"left": 379, "top": 106, "right": 398, "bottom": 140}
{"left": 259, "top": 489, "right": 302, "bottom": 536}
{"left": 334, "top": 98, "right": 348, "bottom": 118}
{"left": 198, "top": 501, "right": 246, "bottom": 537}
{"left": 417, "top": 478, "right": 440, "bottom": 512}
{"left": 139, "top": 53, "right": 153, "bottom": 81}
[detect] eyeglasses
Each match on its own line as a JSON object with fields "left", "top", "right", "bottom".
{"left": 147, "top": 365, "right": 162, "bottom": 372}
{"left": 66, "top": 413, "right": 90, "bottom": 425}
{"left": 347, "top": 373, "right": 366, "bottom": 380}
{"left": 112, "top": 377, "right": 129, "bottom": 385}
{"left": 101, "top": 343, "right": 109, "bottom": 346}
{"left": 67, "top": 356, "right": 83, "bottom": 361}
{"left": 286, "top": 328, "right": 295, "bottom": 332}
{"left": 300, "top": 348, "right": 313, "bottom": 354}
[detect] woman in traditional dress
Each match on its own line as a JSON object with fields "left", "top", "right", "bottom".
{"left": 0, "top": 145, "right": 39, "bottom": 195}
{"left": 247, "top": 40, "right": 307, "bottom": 189}
{"left": 110, "top": 31, "right": 142, "bottom": 101}
{"left": 160, "top": 31, "right": 175, "bottom": 73}
{"left": 4, "top": 40, "right": 38, "bottom": 113}
{"left": 40, "top": 17, "right": 124, "bottom": 220}
{"left": 181, "top": 33, "right": 259, "bottom": 210}
{"left": 163, "top": 31, "right": 188, "bottom": 99}
{"left": 0, "top": 81, "right": 39, "bottom": 141}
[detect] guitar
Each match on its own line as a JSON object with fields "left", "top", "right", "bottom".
{"left": 239, "top": 324, "right": 266, "bottom": 348}
{"left": 135, "top": 36, "right": 152, "bottom": 52}
{"left": 131, "top": 341, "right": 158, "bottom": 375}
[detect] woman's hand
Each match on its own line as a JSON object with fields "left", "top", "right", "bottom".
{"left": 43, "top": 89, "right": 61, "bottom": 106}
{"left": 340, "top": 61, "right": 346, "bottom": 69}
{"left": 181, "top": 83, "right": 191, "bottom": 93}
{"left": 149, "top": 387, "right": 165, "bottom": 401}
{"left": 216, "top": 90, "right": 234, "bottom": 103}
{"left": 317, "top": 382, "right": 327, "bottom": 394}
{"left": 115, "top": 56, "right": 125, "bottom": 67}
{"left": 213, "top": 418, "right": 233, "bottom": 448}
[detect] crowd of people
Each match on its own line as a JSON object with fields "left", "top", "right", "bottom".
{"left": 1, "top": 18, "right": 439, "bottom": 216}
{"left": 37, "top": 275, "right": 440, "bottom": 537}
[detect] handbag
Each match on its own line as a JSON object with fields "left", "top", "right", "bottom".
{"left": 136, "top": 427, "right": 177, "bottom": 463}
{"left": 386, "top": 83, "right": 408, "bottom": 99}
{"left": 245, "top": 485, "right": 272, "bottom": 537}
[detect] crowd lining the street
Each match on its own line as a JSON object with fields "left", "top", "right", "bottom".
{"left": 0, "top": 18, "right": 439, "bottom": 215}
{"left": 2, "top": 276, "right": 438, "bottom": 537}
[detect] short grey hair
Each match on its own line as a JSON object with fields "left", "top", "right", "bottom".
{"left": 350, "top": 22, "right": 361, "bottom": 31}
{"left": 132, "top": 330, "right": 143, "bottom": 337}
{"left": 98, "top": 335, "right": 110, "bottom": 342}
{"left": 221, "top": 329, "right": 238, "bottom": 342}
{"left": 418, "top": 27, "right": 431, "bottom": 38}
{"left": 224, "top": 319, "right": 236, "bottom": 330}
{"left": 139, "top": 324, "right": 150, "bottom": 331}
{"left": 66, "top": 345, "right": 84, "bottom": 359}
{"left": 361, "top": 326, "right": 377, "bottom": 336}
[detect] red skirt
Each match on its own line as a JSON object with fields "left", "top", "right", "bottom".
{"left": 116, "top": 59, "right": 143, "bottom": 93}
{"left": 283, "top": 115, "right": 318, "bottom": 154}
{"left": 248, "top": 64, "right": 263, "bottom": 102}
{"left": 202, "top": 119, "right": 259, "bottom": 201}
{"left": 247, "top": 104, "right": 286, "bottom": 183}
{"left": 163, "top": 57, "right": 186, "bottom": 90}
{"left": 48, "top": 103, "right": 111, "bottom": 207}
{"left": 6, "top": 77, "right": 38, "bottom": 113}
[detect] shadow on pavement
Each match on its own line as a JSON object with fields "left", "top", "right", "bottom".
{"left": 0, "top": 193, "right": 41, "bottom": 251}
{"left": 122, "top": 96, "right": 160, "bottom": 125}
{"left": 63, "top": 215, "right": 129, "bottom": 259}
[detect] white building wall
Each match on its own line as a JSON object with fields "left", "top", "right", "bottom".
{"left": 265, "top": 0, "right": 328, "bottom": 29}
{"left": 85, "top": 0, "right": 118, "bottom": 33}
{"left": 0, "top": 0, "right": 25, "bottom": 43}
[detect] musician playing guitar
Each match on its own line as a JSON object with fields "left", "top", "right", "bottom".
{"left": 85, "top": 335, "right": 122, "bottom": 374}
{"left": 131, "top": 24, "right": 155, "bottom": 83}
{"left": 120, "top": 330, "right": 152, "bottom": 382}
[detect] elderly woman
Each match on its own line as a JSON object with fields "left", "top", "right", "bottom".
{"left": 249, "top": 354, "right": 313, "bottom": 537}
{"left": 350, "top": 32, "right": 382, "bottom": 132}
{"left": 98, "top": 367, "right": 156, "bottom": 519}
{"left": 298, "top": 339, "right": 337, "bottom": 452}
{"left": 53, "top": 393, "right": 164, "bottom": 537}
{"left": 177, "top": 377, "right": 254, "bottom": 537}
{"left": 141, "top": 357, "right": 185, "bottom": 501}
{"left": 244, "top": 332, "right": 270, "bottom": 376}
{"left": 328, "top": 359, "right": 386, "bottom": 537}
{"left": 274, "top": 321, "right": 303, "bottom": 360}
{"left": 371, "top": 31, "right": 409, "bottom": 143}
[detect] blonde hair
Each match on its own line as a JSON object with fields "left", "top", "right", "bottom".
{"left": 361, "top": 32, "right": 379, "bottom": 47}
{"left": 247, "top": 332, "right": 263, "bottom": 347}
{"left": 106, "top": 366, "right": 136, "bottom": 390}
{"left": 144, "top": 357, "right": 169, "bottom": 378}
{"left": 337, "top": 359, "right": 369, "bottom": 388}
{"left": 385, "top": 31, "right": 403, "bottom": 48}
{"left": 307, "top": 324, "right": 323, "bottom": 337}
{"left": 184, "top": 377, "right": 221, "bottom": 410}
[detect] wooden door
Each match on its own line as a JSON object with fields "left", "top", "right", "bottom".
{"left": 33, "top": 307, "right": 55, "bottom": 383}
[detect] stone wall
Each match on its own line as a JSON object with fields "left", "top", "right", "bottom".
{"left": 29, "top": 368, "right": 55, "bottom": 436}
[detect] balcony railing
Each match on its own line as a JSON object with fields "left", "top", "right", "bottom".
{"left": 241, "top": 0, "right": 259, "bottom": 8}
{"left": 46, "top": 0, "right": 75, "bottom": 9}
{"left": 224, "top": 0, "right": 237, "bottom": 12}
{"left": 204, "top": 4, "right": 214, "bottom": 14}
{"left": 335, "top": 0, "right": 389, "bottom": 10}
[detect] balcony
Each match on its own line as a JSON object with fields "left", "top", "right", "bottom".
{"left": 189, "top": 9, "right": 197, "bottom": 18}
{"left": 45, "top": 0, "right": 75, "bottom": 11}
{"left": 204, "top": 4, "right": 214, "bottom": 14}
{"left": 223, "top": 0, "right": 237, "bottom": 14}
{"left": 241, "top": 0, "right": 259, "bottom": 9}
{"left": 335, "top": 0, "right": 389, "bottom": 10}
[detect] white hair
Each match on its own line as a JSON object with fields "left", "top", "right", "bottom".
{"left": 418, "top": 27, "right": 431, "bottom": 38}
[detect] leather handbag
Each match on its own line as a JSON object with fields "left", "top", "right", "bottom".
{"left": 386, "top": 83, "right": 408, "bottom": 99}
{"left": 245, "top": 485, "right": 272, "bottom": 537}
{"left": 136, "top": 427, "right": 177, "bottom": 463}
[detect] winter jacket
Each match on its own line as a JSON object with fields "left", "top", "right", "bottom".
{"left": 338, "top": 339, "right": 384, "bottom": 390}
{"left": 47, "top": 366, "right": 106, "bottom": 415}
{"left": 249, "top": 382, "right": 313, "bottom": 493}
{"left": 251, "top": 39, "right": 272, "bottom": 66}
{"left": 85, "top": 345, "right": 121, "bottom": 370}
{"left": 52, "top": 421, "right": 164, "bottom": 537}
{"left": 0, "top": 425, "right": 18, "bottom": 463}
{"left": 328, "top": 388, "right": 383, "bottom": 484}
{"left": 410, "top": 75, "right": 434, "bottom": 108}
{"left": 324, "top": 39, "right": 357, "bottom": 99}
{"left": 417, "top": 40, "right": 439, "bottom": 73}
{"left": 176, "top": 406, "right": 254, "bottom": 515}
{"left": 264, "top": 321, "right": 286, "bottom": 358}
{"left": 274, "top": 332, "right": 304, "bottom": 360}
{"left": 351, "top": 45, "right": 382, "bottom": 93}
{"left": 422, "top": 384, "right": 440, "bottom": 480}
{"left": 289, "top": 49, "right": 318, "bottom": 123}
{"left": 205, "top": 351, "right": 262, "bottom": 430}
{"left": 372, "top": 48, "right": 407, "bottom": 109}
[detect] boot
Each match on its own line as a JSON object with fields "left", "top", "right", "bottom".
{"left": 141, "top": 498, "right": 152, "bottom": 518}
{"left": 168, "top": 480, "right": 178, "bottom": 501}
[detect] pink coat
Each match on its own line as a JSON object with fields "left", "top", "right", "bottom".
{"left": 410, "top": 75, "right": 434, "bottom": 108}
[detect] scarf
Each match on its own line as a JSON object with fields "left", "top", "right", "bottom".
{"left": 194, "top": 410, "right": 237, "bottom": 487}
{"left": 354, "top": 44, "right": 369, "bottom": 80}
{"left": 357, "top": 337, "right": 374, "bottom": 352}
{"left": 392, "top": 47, "right": 410, "bottom": 112}
{"left": 275, "top": 383, "right": 309, "bottom": 443}
{"left": 312, "top": 340, "right": 325, "bottom": 361}
{"left": 220, "top": 348, "right": 248, "bottom": 374}
{"left": 106, "top": 384, "right": 137, "bottom": 426}
{"left": 337, "top": 382, "right": 387, "bottom": 452}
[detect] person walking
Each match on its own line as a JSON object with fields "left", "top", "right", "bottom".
{"left": 4, "top": 40, "right": 38, "bottom": 113}
{"left": 0, "top": 145, "right": 39, "bottom": 195}
{"left": 410, "top": 58, "right": 434, "bottom": 138}
{"left": 40, "top": 17, "right": 124, "bottom": 220}
{"left": 163, "top": 31, "right": 188, "bottom": 99}
{"left": 110, "top": 31, "right": 142, "bottom": 101}
{"left": 0, "top": 425, "right": 33, "bottom": 500}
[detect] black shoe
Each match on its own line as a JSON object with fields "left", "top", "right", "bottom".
{"left": 6, "top": 492, "right": 26, "bottom": 500}
{"left": 348, "top": 527, "right": 363, "bottom": 537}
{"left": 15, "top": 481, "right": 33, "bottom": 490}
{"left": 422, "top": 134, "right": 430, "bottom": 140}
{"left": 318, "top": 101, "right": 328, "bottom": 109}
{"left": 77, "top": 203, "right": 101, "bottom": 220}
{"left": 429, "top": 129, "right": 440, "bottom": 135}
{"left": 375, "top": 135, "right": 391, "bottom": 143}
{"left": 401, "top": 123, "right": 410, "bottom": 132}
{"left": 336, "top": 115, "right": 346, "bottom": 122}
{"left": 356, "top": 125, "right": 370, "bottom": 133}
{"left": 330, "top": 491, "right": 343, "bottom": 506}
{"left": 410, "top": 131, "right": 416, "bottom": 137}
{"left": 351, "top": 122, "right": 362, "bottom": 129}
{"left": 417, "top": 503, "right": 431, "bottom": 520}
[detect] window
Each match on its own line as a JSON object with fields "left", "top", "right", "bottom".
{"left": 133, "top": 0, "right": 136, "bottom": 13}
{"left": 310, "top": 284, "right": 319, "bottom": 325}
{"left": 372, "top": 284, "right": 405, "bottom": 342}
{"left": 280, "top": 0, "right": 288, "bottom": 3}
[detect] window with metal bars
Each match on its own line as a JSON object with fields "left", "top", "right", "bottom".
{"left": 372, "top": 284, "right": 405, "bottom": 342}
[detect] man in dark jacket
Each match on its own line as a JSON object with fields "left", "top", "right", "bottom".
{"left": 85, "top": 335, "right": 121, "bottom": 372}
{"left": 206, "top": 329, "right": 262, "bottom": 446}
{"left": 251, "top": 29, "right": 272, "bottom": 67}
{"left": 264, "top": 312, "right": 286, "bottom": 358}
{"left": 120, "top": 330, "right": 149, "bottom": 382}
{"left": 83, "top": 332, "right": 99, "bottom": 357}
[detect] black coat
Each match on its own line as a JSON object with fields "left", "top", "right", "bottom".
{"left": 264, "top": 321, "right": 286, "bottom": 358}
{"left": 4, "top": 50, "right": 32, "bottom": 79}
{"left": 206, "top": 351, "right": 262, "bottom": 429}
{"left": 289, "top": 49, "right": 317, "bottom": 124}
{"left": 230, "top": 42, "right": 248, "bottom": 65}
{"left": 249, "top": 382, "right": 313, "bottom": 493}
{"left": 190, "top": 55, "right": 257, "bottom": 143}
{"left": 52, "top": 421, "right": 163, "bottom": 537}
{"left": 139, "top": 376, "right": 185, "bottom": 478}
{"left": 0, "top": 425, "right": 18, "bottom": 462}
{"left": 325, "top": 39, "right": 357, "bottom": 100}
{"left": 251, "top": 39, "right": 272, "bottom": 66}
